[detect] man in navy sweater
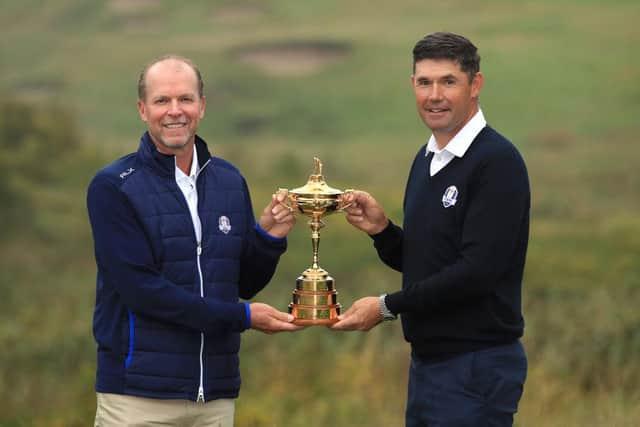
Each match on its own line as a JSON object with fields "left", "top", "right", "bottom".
{"left": 88, "top": 55, "right": 301, "bottom": 426}
{"left": 332, "top": 32, "right": 530, "bottom": 426}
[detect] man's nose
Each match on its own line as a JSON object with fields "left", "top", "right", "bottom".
{"left": 430, "top": 83, "right": 443, "bottom": 100}
{"left": 168, "top": 100, "right": 181, "bottom": 114}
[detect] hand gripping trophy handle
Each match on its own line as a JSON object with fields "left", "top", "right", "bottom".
{"left": 279, "top": 157, "right": 353, "bottom": 325}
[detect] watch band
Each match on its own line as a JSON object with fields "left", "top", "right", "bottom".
{"left": 379, "top": 294, "right": 397, "bottom": 321}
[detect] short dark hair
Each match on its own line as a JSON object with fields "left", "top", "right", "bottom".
{"left": 412, "top": 32, "right": 480, "bottom": 81}
{"left": 137, "top": 54, "right": 204, "bottom": 101}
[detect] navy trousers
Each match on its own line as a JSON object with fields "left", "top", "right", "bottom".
{"left": 405, "top": 340, "right": 527, "bottom": 427}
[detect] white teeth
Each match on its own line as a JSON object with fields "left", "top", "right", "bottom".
{"left": 164, "top": 123, "right": 184, "bottom": 128}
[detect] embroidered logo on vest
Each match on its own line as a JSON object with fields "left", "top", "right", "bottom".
{"left": 442, "top": 185, "right": 458, "bottom": 208}
{"left": 218, "top": 215, "right": 231, "bottom": 234}
{"left": 119, "top": 167, "right": 135, "bottom": 179}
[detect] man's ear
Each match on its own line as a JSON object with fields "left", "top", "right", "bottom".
{"left": 199, "top": 96, "right": 206, "bottom": 119}
{"left": 136, "top": 99, "right": 147, "bottom": 122}
{"left": 471, "top": 72, "right": 484, "bottom": 99}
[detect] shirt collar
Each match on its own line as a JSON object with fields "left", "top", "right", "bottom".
{"left": 175, "top": 146, "right": 200, "bottom": 180}
{"left": 426, "top": 109, "right": 487, "bottom": 157}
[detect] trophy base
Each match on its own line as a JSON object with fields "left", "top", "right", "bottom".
{"left": 296, "top": 267, "right": 334, "bottom": 291}
{"left": 288, "top": 267, "right": 341, "bottom": 326}
{"left": 293, "top": 318, "right": 337, "bottom": 326}
{"left": 288, "top": 303, "right": 341, "bottom": 325}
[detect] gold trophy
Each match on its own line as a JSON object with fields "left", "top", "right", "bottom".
{"left": 280, "top": 157, "right": 352, "bottom": 325}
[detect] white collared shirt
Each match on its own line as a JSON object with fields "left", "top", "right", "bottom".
{"left": 175, "top": 147, "right": 202, "bottom": 242}
{"left": 426, "top": 109, "right": 487, "bottom": 176}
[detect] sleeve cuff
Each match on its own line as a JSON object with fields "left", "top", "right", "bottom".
{"left": 243, "top": 302, "right": 251, "bottom": 330}
{"left": 384, "top": 291, "right": 405, "bottom": 315}
{"left": 254, "top": 222, "right": 287, "bottom": 243}
{"left": 370, "top": 220, "right": 401, "bottom": 244}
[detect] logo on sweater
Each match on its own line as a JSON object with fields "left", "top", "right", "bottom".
{"left": 218, "top": 215, "right": 231, "bottom": 234}
{"left": 442, "top": 185, "right": 458, "bottom": 208}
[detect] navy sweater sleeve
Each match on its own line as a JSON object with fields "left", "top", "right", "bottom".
{"left": 385, "top": 142, "right": 530, "bottom": 315}
{"left": 370, "top": 220, "right": 404, "bottom": 272}
{"left": 88, "top": 174, "right": 249, "bottom": 334}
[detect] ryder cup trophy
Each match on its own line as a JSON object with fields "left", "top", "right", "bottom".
{"left": 279, "top": 157, "right": 352, "bottom": 325}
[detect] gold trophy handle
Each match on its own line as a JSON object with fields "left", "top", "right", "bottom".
{"left": 277, "top": 188, "right": 295, "bottom": 213}
{"left": 338, "top": 189, "right": 355, "bottom": 211}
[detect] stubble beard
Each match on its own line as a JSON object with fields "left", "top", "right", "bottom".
{"left": 151, "top": 129, "right": 195, "bottom": 154}
{"left": 159, "top": 136, "right": 191, "bottom": 150}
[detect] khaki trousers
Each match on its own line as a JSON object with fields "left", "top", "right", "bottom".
{"left": 95, "top": 393, "right": 235, "bottom": 427}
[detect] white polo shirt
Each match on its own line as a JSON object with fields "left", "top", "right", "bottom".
{"left": 426, "top": 109, "right": 487, "bottom": 176}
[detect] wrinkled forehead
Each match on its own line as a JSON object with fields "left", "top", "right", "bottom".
{"left": 144, "top": 60, "right": 200, "bottom": 94}
{"left": 413, "top": 58, "right": 464, "bottom": 77}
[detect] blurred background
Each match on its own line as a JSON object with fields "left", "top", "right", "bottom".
{"left": 1, "top": 0, "right": 639, "bottom": 425}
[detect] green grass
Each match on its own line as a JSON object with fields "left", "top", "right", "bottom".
{"left": 1, "top": 0, "right": 639, "bottom": 425}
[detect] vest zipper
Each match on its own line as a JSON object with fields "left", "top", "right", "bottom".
{"left": 194, "top": 156, "right": 210, "bottom": 403}
{"left": 196, "top": 242, "right": 205, "bottom": 403}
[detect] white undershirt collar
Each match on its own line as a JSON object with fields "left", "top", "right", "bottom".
{"left": 175, "top": 147, "right": 202, "bottom": 241}
{"left": 426, "top": 109, "right": 487, "bottom": 176}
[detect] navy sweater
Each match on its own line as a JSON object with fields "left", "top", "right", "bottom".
{"left": 375, "top": 126, "right": 530, "bottom": 359}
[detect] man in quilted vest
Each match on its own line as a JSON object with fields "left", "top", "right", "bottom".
{"left": 88, "top": 55, "right": 301, "bottom": 426}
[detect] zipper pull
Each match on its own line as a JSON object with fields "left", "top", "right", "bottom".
{"left": 197, "top": 386, "right": 205, "bottom": 403}
{"left": 197, "top": 243, "right": 202, "bottom": 256}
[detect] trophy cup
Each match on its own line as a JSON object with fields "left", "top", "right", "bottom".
{"left": 280, "top": 157, "right": 352, "bottom": 325}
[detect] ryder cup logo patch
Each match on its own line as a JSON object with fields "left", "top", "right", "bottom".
{"left": 218, "top": 215, "right": 231, "bottom": 234}
{"left": 442, "top": 186, "right": 458, "bottom": 208}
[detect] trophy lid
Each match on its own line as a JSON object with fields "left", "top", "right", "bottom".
{"left": 290, "top": 157, "right": 343, "bottom": 196}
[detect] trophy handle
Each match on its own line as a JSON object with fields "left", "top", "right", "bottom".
{"left": 277, "top": 188, "right": 295, "bottom": 213}
{"left": 337, "top": 189, "right": 355, "bottom": 211}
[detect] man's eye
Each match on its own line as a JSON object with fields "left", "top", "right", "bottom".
{"left": 181, "top": 97, "right": 194, "bottom": 103}
{"left": 155, "top": 98, "right": 168, "bottom": 104}
{"left": 417, "top": 80, "right": 430, "bottom": 87}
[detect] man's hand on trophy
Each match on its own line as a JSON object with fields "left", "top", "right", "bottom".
{"left": 258, "top": 189, "right": 296, "bottom": 238}
{"left": 249, "top": 303, "right": 305, "bottom": 334}
{"left": 343, "top": 191, "right": 389, "bottom": 236}
{"left": 330, "top": 296, "right": 382, "bottom": 331}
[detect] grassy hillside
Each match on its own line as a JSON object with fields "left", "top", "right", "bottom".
{"left": 1, "top": 0, "right": 639, "bottom": 425}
